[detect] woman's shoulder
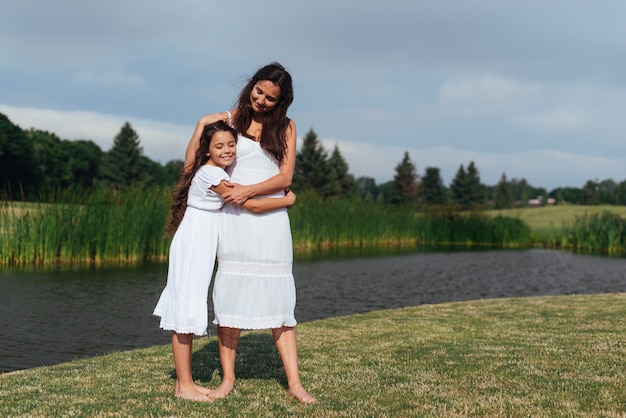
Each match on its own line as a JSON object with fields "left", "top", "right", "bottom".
{"left": 285, "top": 118, "right": 296, "bottom": 140}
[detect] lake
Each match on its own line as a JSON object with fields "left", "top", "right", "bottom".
{"left": 2, "top": 248, "right": 625, "bottom": 373}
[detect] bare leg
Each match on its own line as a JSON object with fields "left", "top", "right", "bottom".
{"left": 209, "top": 326, "right": 239, "bottom": 399}
{"left": 171, "top": 332, "right": 211, "bottom": 402}
{"left": 273, "top": 327, "right": 317, "bottom": 404}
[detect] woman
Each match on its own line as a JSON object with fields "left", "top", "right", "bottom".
{"left": 185, "top": 63, "right": 316, "bottom": 404}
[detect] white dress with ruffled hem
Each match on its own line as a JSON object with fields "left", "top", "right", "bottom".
{"left": 212, "top": 136, "right": 297, "bottom": 330}
{"left": 153, "top": 165, "right": 229, "bottom": 335}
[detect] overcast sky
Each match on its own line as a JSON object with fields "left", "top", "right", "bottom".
{"left": 2, "top": 1, "right": 626, "bottom": 190}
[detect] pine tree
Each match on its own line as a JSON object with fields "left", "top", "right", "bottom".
{"left": 293, "top": 128, "right": 334, "bottom": 196}
{"left": 466, "top": 161, "right": 485, "bottom": 206}
{"left": 327, "top": 145, "right": 355, "bottom": 197}
{"left": 99, "top": 122, "right": 143, "bottom": 188}
{"left": 392, "top": 151, "right": 419, "bottom": 205}
{"left": 494, "top": 172, "right": 514, "bottom": 209}
{"left": 450, "top": 164, "right": 468, "bottom": 208}
{"left": 421, "top": 166, "right": 446, "bottom": 205}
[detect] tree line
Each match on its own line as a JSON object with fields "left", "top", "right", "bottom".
{"left": 292, "top": 128, "right": 626, "bottom": 208}
{"left": 0, "top": 113, "right": 182, "bottom": 198}
{"left": 1, "top": 112, "right": 624, "bottom": 206}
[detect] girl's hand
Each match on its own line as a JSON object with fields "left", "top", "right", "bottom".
{"left": 221, "top": 183, "right": 253, "bottom": 205}
{"left": 198, "top": 112, "right": 230, "bottom": 127}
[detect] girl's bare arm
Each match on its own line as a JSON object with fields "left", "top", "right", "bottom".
{"left": 183, "top": 112, "right": 232, "bottom": 172}
{"left": 212, "top": 182, "right": 296, "bottom": 214}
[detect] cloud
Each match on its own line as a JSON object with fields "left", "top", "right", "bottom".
{"left": 72, "top": 71, "right": 147, "bottom": 89}
{"left": 0, "top": 104, "right": 190, "bottom": 163}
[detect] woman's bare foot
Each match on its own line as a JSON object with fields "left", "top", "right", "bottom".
{"left": 193, "top": 383, "right": 212, "bottom": 396}
{"left": 207, "top": 381, "right": 235, "bottom": 400}
{"left": 175, "top": 382, "right": 212, "bottom": 402}
{"left": 288, "top": 385, "right": 317, "bottom": 404}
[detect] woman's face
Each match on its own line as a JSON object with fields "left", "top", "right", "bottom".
{"left": 250, "top": 80, "right": 281, "bottom": 114}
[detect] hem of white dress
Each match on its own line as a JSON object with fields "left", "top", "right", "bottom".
{"left": 153, "top": 312, "right": 208, "bottom": 336}
{"left": 213, "top": 314, "right": 297, "bottom": 330}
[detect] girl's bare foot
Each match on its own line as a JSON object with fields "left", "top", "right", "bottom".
{"left": 175, "top": 383, "right": 212, "bottom": 402}
{"left": 207, "top": 381, "right": 235, "bottom": 400}
{"left": 288, "top": 385, "right": 317, "bottom": 404}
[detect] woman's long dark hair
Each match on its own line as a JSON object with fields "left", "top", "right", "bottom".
{"left": 166, "top": 121, "right": 237, "bottom": 235}
{"left": 232, "top": 62, "right": 294, "bottom": 163}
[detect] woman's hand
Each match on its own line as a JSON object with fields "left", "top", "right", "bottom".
{"left": 285, "top": 190, "right": 296, "bottom": 209}
{"left": 221, "top": 182, "right": 254, "bottom": 205}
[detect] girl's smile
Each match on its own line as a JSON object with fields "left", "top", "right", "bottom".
{"left": 208, "top": 131, "right": 236, "bottom": 169}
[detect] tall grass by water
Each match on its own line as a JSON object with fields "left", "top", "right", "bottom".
{"left": 289, "top": 193, "right": 530, "bottom": 250}
{"left": 6, "top": 186, "right": 626, "bottom": 267}
{"left": 0, "top": 187, "right": 171, "bottom": 266}
{"left": 562, "top": 210, "right": 626, "bottom": 254}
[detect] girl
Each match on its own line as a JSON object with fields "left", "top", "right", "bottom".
{"left": 153, "top": 121, "right": 295, "bottom": 402}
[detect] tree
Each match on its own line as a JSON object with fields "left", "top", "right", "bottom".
{"left": 64, "top": 140, "right": 103, "bottom": 189}
{"left": 583, "top": 180, "right": 600, "bottom": 205}
{"left": 0, "top": 113, "right": 36, "bottom": 197}
{"left": 327, "top": 145, "right": 356, "bottom": 197}
{"left": 392, "top": 151, "right": 419, "bottom": 205}
{"left": 450, "top": 161, "right": 485, "bottom": 209}
{"left": 27, "top": 128, "right": 102, "bottom": 191}
{"left": 450, "top": 164, "right": 468, "bottom": 208}
{"left": 466, "top": 161, "right": 485, "bottom": 205}
{"left": 355, "top": 176, "right": 379, "bottom": 201}
{"left": 494, "top": 172, "right": 515, "bottom": 209}
{"left": 421, "top": 166, "right": 446, "bottom": 206}
{"left": 98, "top": 122, "right": 144, "bottom": 188}
{"left": 163, "top": 159, "right": 184, "bottom": 185}
{"left": 509, "top": 177, "right": 530, "bottom": 207}
{"left": 293, "top": 128, "right": 335, "bottom": 197}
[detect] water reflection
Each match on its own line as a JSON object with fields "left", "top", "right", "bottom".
{"left": 2, "top": 248, "right": 626, "bottom": 373}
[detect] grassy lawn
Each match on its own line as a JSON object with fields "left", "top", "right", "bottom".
{"left": 2, "top": 293, "right": 625, "bottom": 417}
{"left": 488, "top": 205, "right": 626, "bottom": 243}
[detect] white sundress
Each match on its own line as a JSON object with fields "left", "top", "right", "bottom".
{"left": 153, "top": 165, "right": 229, "bottom": 336}
{"left": 212, "top": 136, "right": 297, "bottom": 330}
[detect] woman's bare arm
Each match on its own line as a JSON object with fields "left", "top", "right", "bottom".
{"left": 221, "top": 120, "right": 297, "bottom": 204}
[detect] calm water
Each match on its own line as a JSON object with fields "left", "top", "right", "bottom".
{"left": 2, "top": 248, "right": 626, "bottom": 373}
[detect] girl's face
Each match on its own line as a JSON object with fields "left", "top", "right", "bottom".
{"left": 250, "top": 80, "right": 281, "bottom": 114}
{"left": 208, "top": 131, "right": 236, "bottom": 169}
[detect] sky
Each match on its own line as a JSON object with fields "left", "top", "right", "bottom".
{"left": 2, "top": 1, "right": 626, "bottom": 191}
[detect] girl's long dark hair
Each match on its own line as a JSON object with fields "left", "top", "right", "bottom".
{"left": 166, "top": 121, "right": 237, "bottom": 235}
{"left": 233, "top": 62, "right": 293, "bottom": 163}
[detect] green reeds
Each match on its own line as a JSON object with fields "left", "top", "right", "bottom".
{"left": 418, "top": 206, "right": 531, "bottom": 246}
{"left": 562, "top": 210, "right": 626, "bottom": 254}
{"left": 289, "top": 194, "right": 531, "bottom": 250}
{"left": 0, "top": 187, "right": 171, "bottom": 267}
{"left": 2, "top": 189, "right": 533, "bottom": 267}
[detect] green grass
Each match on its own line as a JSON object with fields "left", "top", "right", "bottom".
{"left": 489, "top": 205, "right": 626, "bottom": 244}
{"left": 2, "top": 293, "right": 625, "bottom": 417}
